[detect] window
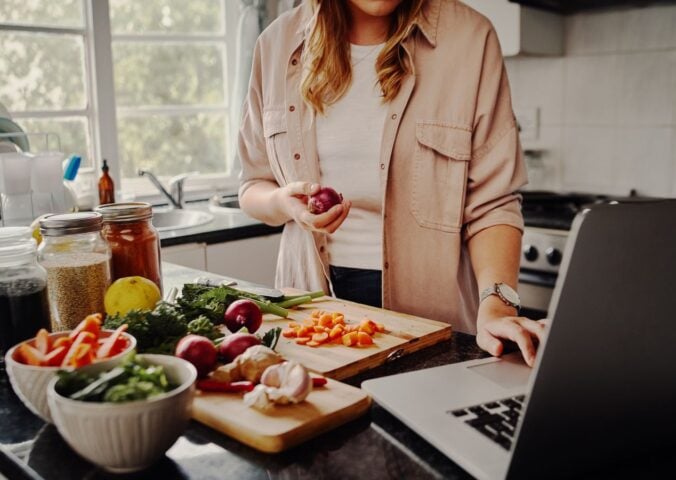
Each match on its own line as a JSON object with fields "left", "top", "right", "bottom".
{"left": 0, "top": 0, "right": 240, "bottom": 200}
{"left": 0, "top": 0, "right": 94, "bottom": 166}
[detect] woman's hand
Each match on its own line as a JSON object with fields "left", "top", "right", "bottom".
{"left": 275, "top": 181, "right": 351, "bottom": 234}
{"left": 476, "top": 296, "right": 547, "bottom": 367}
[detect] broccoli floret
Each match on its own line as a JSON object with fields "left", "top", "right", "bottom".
{"left": 187, "top": 315, "right": 220, "bottom": 340}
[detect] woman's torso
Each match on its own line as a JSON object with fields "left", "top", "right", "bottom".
{"left": 239, "top": 0, "right": 526, "bottom": 333}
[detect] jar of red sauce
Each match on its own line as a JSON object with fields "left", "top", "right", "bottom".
{"left": 95, "top": 202, "right": 162, "bottom": 293}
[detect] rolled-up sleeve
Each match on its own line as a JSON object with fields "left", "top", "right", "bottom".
{"left": 463, "top": 27, "right": 527, "bottom": 241}
{"left": 238, "top": 39, "right": 275, "bottom": 199}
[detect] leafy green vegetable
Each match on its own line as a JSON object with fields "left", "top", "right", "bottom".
{"left": 260, "top": 327, "right": 282, "bottom": 350}
{"left": 104, "top": 302, "right": 219, "bottom": 354}
{"left": 55, "top": 355, "right": 175, "bottom": 403}
{"left": 178, "top": 283, "right": 289, "bottom": 321}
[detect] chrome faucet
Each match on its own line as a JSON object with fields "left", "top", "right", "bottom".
{"left": 138, "top": 169, "right": 185, "bottom": 209}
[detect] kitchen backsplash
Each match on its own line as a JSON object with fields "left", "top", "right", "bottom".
{"left": 505, "top": 4, "right": 676, "bottom": 197}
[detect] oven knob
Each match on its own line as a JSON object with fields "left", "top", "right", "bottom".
{"left": 523, "top": 245, "right": 538, "bottom": 262}
{"left": 546, "top": 247, "right": 562, "bottom": 266}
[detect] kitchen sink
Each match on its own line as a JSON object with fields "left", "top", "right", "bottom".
{"left": 208, "top": 195, "right": 241, "bottom": 212}
{"left": 152, "top": 209, "right": 214, "bottom": 232}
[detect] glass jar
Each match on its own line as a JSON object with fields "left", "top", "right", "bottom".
{"left": 38, "top": 212, "right": 111, "bottom": 331}
{"left": 0, "top": 227, "right": 51, "bottom": 361}
{"left": 95, "top": 202, "right": 163, "bottom": 293}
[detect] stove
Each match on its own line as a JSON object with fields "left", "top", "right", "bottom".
{"left": 518, "top": 190, "right": 651, "bottom": 316}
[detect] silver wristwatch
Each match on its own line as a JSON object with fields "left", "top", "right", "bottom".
{"left": 480, "top": 283, "right": 521, "bottom": 310}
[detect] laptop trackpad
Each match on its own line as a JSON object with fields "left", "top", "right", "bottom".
{"left": 467, "top": 355, "right": 532, "bottom": 389}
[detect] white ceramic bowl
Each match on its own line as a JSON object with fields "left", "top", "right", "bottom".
{"left": 4, "top": 330, "right": 136, "bottom": 423}
{"left": 47, "top": 354, "right": 197, "bottom": 473}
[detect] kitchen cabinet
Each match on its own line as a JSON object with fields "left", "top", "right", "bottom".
{"left": 510, "top": 0, "right": 676, "bottom": 14}
{"left": 205, "top": 233, "right": 281, "bottom": 286}
{"left": 464, "top": 0, "right": 563, "bottom": 56}
{"left": 161, "top": 242, "right": 207, "bottom": 271}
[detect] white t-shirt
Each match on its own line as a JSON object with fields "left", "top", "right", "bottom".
{"left": 315, "top": 43, "right": 387, "bottom": 271}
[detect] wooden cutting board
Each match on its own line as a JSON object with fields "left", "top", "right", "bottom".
{"left": 192, "top": 377, "right": 371, "bottom": 453}
{"left": 258, "top": 294, "right": 452, "bottom": 381}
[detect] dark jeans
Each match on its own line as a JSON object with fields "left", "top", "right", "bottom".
{"left": 329, "top": 265, "right": 382, "bottom": 308}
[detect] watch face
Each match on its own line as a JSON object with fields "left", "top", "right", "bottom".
{"left": 498, "top": 283, "right": 520, "bottom": 305}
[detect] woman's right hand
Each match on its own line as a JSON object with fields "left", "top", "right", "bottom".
{"left": 276, "top": 181, "right": 351, "bottom": 234}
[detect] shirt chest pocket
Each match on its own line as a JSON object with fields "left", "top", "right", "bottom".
{"left": 411, "top": 122, "right": 472, "bottom": 232}
{"left": 263, "top": 109, "right": 294, "bottom": 186}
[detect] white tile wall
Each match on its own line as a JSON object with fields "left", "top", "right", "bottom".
{"left": 505, "top": 4, "right": 676, "bottom": 197}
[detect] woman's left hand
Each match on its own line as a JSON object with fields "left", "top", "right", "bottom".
{"left": 476, "top": 296, "right": 547, "bottom": 367}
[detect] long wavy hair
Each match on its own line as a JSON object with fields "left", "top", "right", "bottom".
{"left": 300, "top": 0, "right": 425, "bottom": 114}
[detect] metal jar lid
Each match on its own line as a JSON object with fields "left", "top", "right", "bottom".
{"left": 95, "top": 202, "right": 153, "bottom": 223}
{"left": 39, "top": 212, "right": 103, "bottom": 236}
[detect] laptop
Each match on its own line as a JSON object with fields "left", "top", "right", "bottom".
{"left": 362, "top": 200, "right": 676, "bottom": 479}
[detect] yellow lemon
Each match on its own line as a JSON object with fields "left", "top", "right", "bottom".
{"left": 104, "top": 276, "right": 161, "bottom": 316}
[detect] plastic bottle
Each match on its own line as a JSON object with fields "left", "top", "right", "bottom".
{"left": 98, "top": 159, "right": 115, "bottom": 205}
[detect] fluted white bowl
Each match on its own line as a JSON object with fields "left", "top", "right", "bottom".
{"left": 5, "top": 330, "right": 136, "bottom": 423}
{"left": 47, "top": 354, "right": 197, "bottom": 473}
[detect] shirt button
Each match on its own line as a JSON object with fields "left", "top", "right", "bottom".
{"left": 391, "top": 114, "right": 398, "bottom": 120}
{"left": 289, "top": 105, "right": 295, "bottom": 112}
{"left": 291, "top": 58, "right": 298, "bottom": 66}
{"left": 319, "top": 246, "right": 325, "bottom": 253}
{"left": 384, "top": 262, "right": 390, "bottom": 269}
{"left": 294, "top": 153, "right": 301, "bottom": 160}
{"left": 380, "top": 163, "right": 385, "bottom": 170}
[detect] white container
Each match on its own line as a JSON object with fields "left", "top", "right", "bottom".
{"left": 5, "top": 330, "right": 136, "bottom": 423}
{"left": 47, "top": 354, "right": 197, "bottom": 473}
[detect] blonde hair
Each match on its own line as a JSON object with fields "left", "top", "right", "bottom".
{"left": 300, "top": 0, "right": 424, "bottom": 114}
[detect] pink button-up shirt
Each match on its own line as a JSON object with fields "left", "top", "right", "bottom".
{"left": 239, "top": 0, "right": 527, "bottom": 334}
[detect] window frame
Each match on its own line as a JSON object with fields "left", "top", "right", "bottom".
{"left": 0, "top": 0, "right": 242, "bottom": 204}
{"left": 0, "top": 8, "right": 98, "bottom": 166}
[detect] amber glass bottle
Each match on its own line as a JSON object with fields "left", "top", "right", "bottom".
{"left": 98, "top": 159, "right": 115, "bottom": 205}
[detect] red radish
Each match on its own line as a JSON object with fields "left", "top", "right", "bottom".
{"left": 175, "top": 334, "right": 218, "bottom": 377}
{"left": 218, "top": 332, "right": 261, "bottom": 363}
{"left": 308, "top": 187, "right": 343, "bottom": 214}
{"left": 224, "top": 299, "right": 263, "bottom": 334}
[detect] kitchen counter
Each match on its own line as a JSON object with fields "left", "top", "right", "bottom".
{"left": 1, "top": 264, "right": 672, "bottom": 479}
{"left": 158, "top": 201, "right": 282, "bottom": 248}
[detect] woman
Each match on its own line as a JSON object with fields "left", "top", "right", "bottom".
{"left": 238, "top": 0, "right": 545, "bottom": 366}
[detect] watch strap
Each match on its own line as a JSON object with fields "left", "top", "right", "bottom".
{"left": 480, "top": 283, "right": 521, "bottom": 310}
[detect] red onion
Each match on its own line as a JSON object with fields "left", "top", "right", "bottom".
{"left": 175, "top": 334, "right": 218, "bottom": 378}
{"left": 218, "top": 333, "right": 261, "bottom": 363}
{"left": 308, "top": 187, "right": 343, "bottom": 215}
{"left": 224, "top": 299, "right": 263, "bottom": 334}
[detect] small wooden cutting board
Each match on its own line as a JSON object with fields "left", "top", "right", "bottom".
{"left": 258, "top": 294, "right": 453, "bottom": 380}
{"left": 192, "top": 377, "right": 371, "bottom": 453}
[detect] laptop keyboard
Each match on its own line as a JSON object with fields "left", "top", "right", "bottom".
{"left": 447, "top": 395, "right": 526, "bottom": 451}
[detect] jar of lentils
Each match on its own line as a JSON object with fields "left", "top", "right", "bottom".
{"left": 38, "top": 212, "right": 111, "bottom": 331}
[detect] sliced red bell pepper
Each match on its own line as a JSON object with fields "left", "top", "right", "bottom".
{"left": 68, "top": 314, "right": 102, "bottom": 340}
{"left": 34, "top": 329, "right": 51, "bottom": 355}
{"left": 96, "top": 324, "right": 128, "bottom": 359}
{"left": 43, "top": 346, "right": 67, "bottom": 367}
{"left": 196, "top": 380, "right": 255, "bottom": 393}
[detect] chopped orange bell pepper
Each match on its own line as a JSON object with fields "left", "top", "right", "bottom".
{"left": 69, "top": 343, "right": 94, "bottom": 368}
{"left": 52, "top": 336, "right": 72, "bottom": 350}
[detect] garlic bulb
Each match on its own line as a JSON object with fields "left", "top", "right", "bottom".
{"left": 243, "top": 361, "right": 312, "bottom": 409}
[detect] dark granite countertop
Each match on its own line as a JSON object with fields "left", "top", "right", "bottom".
{"left": 158, "top": 201, "right": 282, "bottom": 248}
{"left": 0, "top": 264, "right": 486, "bottom": 480}
{"left": 2, "top": 264, "right": 672, "bottom": 479}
